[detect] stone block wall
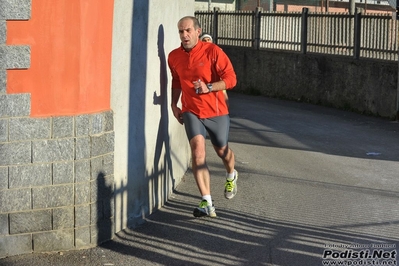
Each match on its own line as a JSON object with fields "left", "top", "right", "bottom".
{"left": 0, "top": 0, "right": 115, "bottom": 258}
{"left": 223, "top": 46, "right": 398, "bottom": 119}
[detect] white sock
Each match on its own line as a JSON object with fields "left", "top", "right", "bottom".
{"left": 202, "top": 195, "right": 212, "bottom": 205}
{"left": 226, "top": 170, "right": 235, "bottom": 181}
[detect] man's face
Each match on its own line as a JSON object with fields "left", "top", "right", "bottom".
{"left": 178, "top": 18, "right": 201, "bottom": 51}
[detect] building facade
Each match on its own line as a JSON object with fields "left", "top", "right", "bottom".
{"left": 1, "top": 0, "right": 191, "bottom": 258}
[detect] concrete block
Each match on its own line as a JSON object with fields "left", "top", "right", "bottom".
{"left": 90, "top": 182, "right": 100, "bottom": 205}
{"left": 104, "top": 111, "right": 114, "bottom": 132}
{"left": 75, "top": 136, "right": 90, "bottom": 160}
{"left": 53, "top": 207, "right": 74, "bottom": 230}
{"left": 0, "top": 21, "right": 5, "bottom": 44}
{"left": 0, "top": 166, "right": 7, "bottom": 189}
{"left": 9, "top": 210, "right": 52, "bottom": 234}
{"left": 75, "top": 114, "right": 90, "bottom": 137}
{"left": 75, "top": 227, "right": 91, "bottom": 248}
{"left": 103, "top": 153, "right": 114, "bottom": 176}
{"left": 0, "top": 118, "right": 7, "bottom": 142}
{"left": 53, "top": 161, "right": 73, "bottom": 184}
{"left": 0, "top": 142, "right": 31, "bottom": 166}
{"left": 9, "top": 163, "right": 52, "bottom": 188}
{"left": 52, "top": 116, "right": 74, "bottom": 138}
{"left": 90, "top": 113, "right": 105, "bottom": 135}
{"left": 90, "top": 174, "right": 113, "bottom": 203}
{"left": 90, "top": 218, "right": 113, "bottom": 245}
{"left": 90, "top": 180, "right": 113, "bottom": 222}
{"left": 0, "top": 0, "right": 31, "bottom": 20}
{"left": 103, "top": 193, "right": 114, "bottom": 220}
{"left": 91, "top": 132, "right": 114, "bottom": 157}
{"left": 9, "top": 117, "right": 50, "bottom": 141}
{"left": 0, "top": 234, "right": 32, "bottom": 258}
{"left": 32, "top": 138, "right": 74, "bottom": 163}
{"left": 0, "top": 45, "right": 30, "bottom": 69}
{"left": 75, "top": 205, "right": 90, "bottom": 227}
{"left": 33, "top": 229, "right": 74, "bottom": 252}
{"left": 0, "top": 214, "right": 8, "bottom": 235}
{"left": 75, "top": 159, "right": 90, "bottom": 182}
{"left": 91, "top": 154, "right": 114, "bottom": 180}
{"left": 32, "top": 184, "right": 73, "bottom": 209}
{"left": 90, "top": 156, "right": 103, "bottom": 180}
{"left": 91, "top": 113, "right": 104, "bottom": 135}
{"left": 0, "top": 70, "right": 5, "bottom": 93}
{"left": 0, "top": 188, "right": 30, "bottom": 212}
{"left": 102, "top": 175, "right": 114, "bottom": 200}
{"left": 0, "top": 93, "right": 31, "bottom": 118}
{"left": 90, "top": 202, "right": 102, "bottom": 224}
{"left": 75, "top": 182, "right": 90, "bottom": 205}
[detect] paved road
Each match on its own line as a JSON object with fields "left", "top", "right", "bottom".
{"left": 2, "top": 92, "right": 399, "bottom": 266}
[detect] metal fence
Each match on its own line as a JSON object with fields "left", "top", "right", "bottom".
{"left": 195, "top": 9, "right": 399, "bottom": 61}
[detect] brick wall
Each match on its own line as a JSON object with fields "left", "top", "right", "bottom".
{"left": 0, "top": 0, "right": 115, "bottom": 258}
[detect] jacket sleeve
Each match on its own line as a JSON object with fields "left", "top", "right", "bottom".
{"left": 213, "top": 47, "right": 237, "bottom": 90}
{"left": 167, "top": 53, "right": 181, "bottom": 90}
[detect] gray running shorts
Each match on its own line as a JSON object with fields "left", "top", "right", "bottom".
{"left": 182, "top": 112, "right": 230, "bottom": 147}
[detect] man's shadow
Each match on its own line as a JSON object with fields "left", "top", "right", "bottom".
{"left": 151, "top": 24, "right": 175, "bottom": 208}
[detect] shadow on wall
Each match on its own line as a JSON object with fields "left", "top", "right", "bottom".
{"left": 150, "top": 24, "right": 175, "bottom": 211}
{"left": 125, "top": 0, "right": 150, "bottom": 229}
{"left": 112, "top": 0, "right": 176, "bottom": 233}
{"left": 96, "top": 172, "right": 114, "bottom": 245}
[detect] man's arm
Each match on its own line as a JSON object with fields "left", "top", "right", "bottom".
{"left": 213, "top": 47, "right": 237, "bottom": 90}
{"left": 171, "top": 88, "right": 183, "bottom": 124}
{"left": 195, "top": 80, "right": 226, "bottom": 94}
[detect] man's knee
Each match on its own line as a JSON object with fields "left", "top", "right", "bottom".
{"left": 215, "top": 146, "right": 229, "bottom": 159}
{"left": 191, "top": 140, "right": 207, "bottom": 160}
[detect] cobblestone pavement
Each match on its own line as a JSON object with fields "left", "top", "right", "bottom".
{"left": 2, "top": 92, "right": 399, "bottom": 266}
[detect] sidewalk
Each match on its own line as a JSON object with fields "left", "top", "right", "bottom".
{"left": 2, "top": 92, "right": 399, "bottom": 266}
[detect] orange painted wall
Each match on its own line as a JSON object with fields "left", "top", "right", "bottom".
{"left": 6, "top": 0, "right": 114, "bottom": 117}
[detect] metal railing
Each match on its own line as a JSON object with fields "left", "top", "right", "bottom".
{"left": 195, "top": 9, "right": 399, "bottom": 61}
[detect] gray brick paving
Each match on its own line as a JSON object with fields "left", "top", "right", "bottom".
{"left": 1, "top": 92, "right": 398, "bottom": 265}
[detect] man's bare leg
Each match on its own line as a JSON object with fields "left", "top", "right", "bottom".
{"left": 214, "top": 144, "right": 238, "bottom": 199}
{"left": 213, "top": 144, "right": 235, "bottom": 174}
{"left": 190, "top": 135, "right": 217, "bottom": 217}
{"left": 190, "top": 135, "right": 210, "bottom": 196}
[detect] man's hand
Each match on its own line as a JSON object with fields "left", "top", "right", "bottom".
{"left": 193, "top": 79, "right": 212, "bottom": 94}
{"left": 171, "top": 105, "right": 183, "bottom": 124}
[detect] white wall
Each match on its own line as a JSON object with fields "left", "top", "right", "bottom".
{"left": 111, "top": 0, "right": 192, "bottom": 233}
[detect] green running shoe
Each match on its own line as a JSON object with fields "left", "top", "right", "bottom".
{"left": 193, "top": 200, "right": 217, "bottom": 218}
{"left": 224, "top": 170, "right": 238, "bottom": 199}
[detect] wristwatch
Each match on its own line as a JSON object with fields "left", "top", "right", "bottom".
{"left": 207, "top": 83, "right": 213, "bottom": 93}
